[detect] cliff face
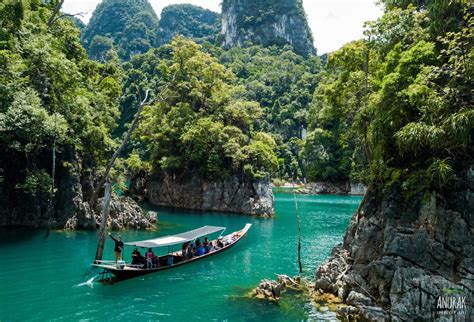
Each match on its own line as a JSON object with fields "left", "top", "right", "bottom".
{"left": 220, "top": 0, "right": 315, "bottom": 57}
{"left": 0, "top": 146, "right": 151, "bottom": 230}
{"left": 131, "top": 174, "right": 274, "bottom": 217}
{"left": 157, "top": 4, "right": 220, "bottom": 45}
{"left": 314, "top": 165, "right": 474, "bottom": 320}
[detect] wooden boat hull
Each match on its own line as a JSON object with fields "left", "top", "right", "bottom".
{"left": 92, "top": 223, "right": 251, "bottom": 281}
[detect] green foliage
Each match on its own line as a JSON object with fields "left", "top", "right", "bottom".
{"left": 428, "top": 158, "right": 454, "bottom": 188}
{"left": 15, "top": 169, "right": 53, "bottom": 198}
{"left": 157, "top": 4, "right": 220, "bottom": 45}
{"left": 135, "top": 37, "right": 277, "bottom": 180}
{"left": 0, "top": 0, "right": 121, "bottom": 202}
{"left": 304, "top": 40, "right": 373, "bottom": 182}
{"left": 305, "top": 1, "right": 472, "bottom": 192}
{"left": 126, "top": 150, "right": 151, "bottom": 175}
{"left": 354, "top": 1, "right": 472, "bottom": 190}
{"left": 220, "top": 45, "right": 322, "bottom": 179}
{"left": 81, "top": 0, "right": 159, "bottom": 60}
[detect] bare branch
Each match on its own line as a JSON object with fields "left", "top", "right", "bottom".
{"left": 58, "top": 11, "right": 88, "bottom": 20}
{"left": 88, "top": 78, "right": 174, "bottom": 211}
{"left": 47, "top": 0, "right": 65, "bottom": 28}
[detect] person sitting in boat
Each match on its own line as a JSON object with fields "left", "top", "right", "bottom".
{"left": 146, "top": 248, "right": 155, "bottom": 269}
{"left": 187, "top": 242, "right": 195, "bottom": 258}
{"left": 131, "top": 248, "right": 143, "bottom": 266}
{"left": 181, "top": 242, "right": 190, "bottom": 258}
{"left": 108, "top": 233, "right": 124, "bottom": 262}
{"left": 195, "top": 238, "right": 202, "bottom": 248}
{"left": 203, "top": 237, "right": 211, "bottom": 253}
{"left": 216, "top": 237, "right": 224, "bottom": 249}
{"left": 196, "top": 245, "right": 206, "bottom": 256}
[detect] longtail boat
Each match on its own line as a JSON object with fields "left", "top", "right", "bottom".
{"left": 92, "top": 223, "right": 251, "bottom": 280}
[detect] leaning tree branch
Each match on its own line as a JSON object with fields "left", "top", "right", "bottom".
{"left": 57, "top": 11, "right": 88, "bottom": 20}
{"left": 47, "top": 0, "right": 65, "bottom": 27}
{"left": 89, "top": 79, "right": 173, "bottom": 211}
{"left": 89, "top": 89, "right": 151, "bottom": 210}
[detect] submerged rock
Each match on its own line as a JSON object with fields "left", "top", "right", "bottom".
{"left": 253, "top": 275, "right": 304, "bottom": 301}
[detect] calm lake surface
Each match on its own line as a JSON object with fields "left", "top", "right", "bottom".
{"left": 0, "top": 193, "right": 361, "bottom": 321}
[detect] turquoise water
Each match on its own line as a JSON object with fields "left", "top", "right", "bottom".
{"left": 0, "top": 193, "right": 361, "bottom": 321}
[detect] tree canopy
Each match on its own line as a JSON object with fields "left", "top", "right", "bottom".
{"left": 157, "top": 4, "right": 220, "bottom": 45}
{"left": 0, "top": 0, "right": 121, "bottom": 203}
{"left": 81, "top": 0, "right": 159, "bottom": 61}
{"left": 306, "top": 0, "right": 473, "bottom": 192}
{"left": 134, "top": 37, "right": 278, "bottom": 180}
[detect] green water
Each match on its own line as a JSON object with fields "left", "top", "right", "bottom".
{"left": 0, "top": 193, "right": 361, "bottom": 321}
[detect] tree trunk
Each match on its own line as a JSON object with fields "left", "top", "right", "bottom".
{"left": 47, "top": 0, "right": 65, "bottom": 27}
{"left": 94, "top": 181, "right": 112, "bottom": 263}
{"left": 89, "top": 90, "right": 150, "bottom": 210}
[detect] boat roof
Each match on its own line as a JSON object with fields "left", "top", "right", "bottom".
{"left": 124, "top": 226, "right": 226, "bottom": 248}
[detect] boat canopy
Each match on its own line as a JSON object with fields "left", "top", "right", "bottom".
{"left": 124, "top": 226, "right": 226, "bottom": 248}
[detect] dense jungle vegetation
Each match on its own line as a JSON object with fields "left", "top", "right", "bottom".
{"left": 0, "top": 0, "right": 472, "bottom": 204}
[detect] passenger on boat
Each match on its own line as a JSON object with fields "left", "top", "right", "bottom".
{"left": 196, "top": 245, "right": 206, "bottom": 256}
{"left": 217, "top": 237, "right": 224, "bottom": 249}
{"left": 203, "top": 238, "right": 211, "bottom": 254}
{"left": 187, "top": 242, "right": 195, "bottom": 258}
{"left": 195, "top": 238, "right": 202, "bottom": 248}
{"left": 146, "top": 248, "right": 155, "bottom": 269}
{"left": 108, "top": 233, "right": 124, "bottom": 262}
{"left": 131, "top": 248, "right": 143, "bottom": 265}
{"left": 182, "top": 242, "right": 190, "bottom": 257}
{"left": 208, "top": 240, "right": 214, "bottom": 252}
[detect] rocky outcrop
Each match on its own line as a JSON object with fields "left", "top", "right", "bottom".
{"left": 295, "top": 181, "right": 366, "bottom": 195}
{"left": 134, "top": 174, "right": 274, "bottom": 216}
{"left": 157, "top": 4, "right": 220, "bottom": 45}
{"left": 220, "top": 0, "right": 315, "bottom": 57}
{"left": 0, "top": 146, "right": 154, "bottom": 231}
{"left": 314, "top": 165, "right": 474, "bottom": 320}
{"left": 94, "top": 195, "right": 156, "bottom": 230}
{"left": 296, "top": 182, "right": 349, "bottom": 195}
{"left": 0, "top": 146, "right": 96, "bottom": 229}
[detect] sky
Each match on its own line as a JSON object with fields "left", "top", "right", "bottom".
{"left": 62, "top": 0, "right": 383, "bottom": 54}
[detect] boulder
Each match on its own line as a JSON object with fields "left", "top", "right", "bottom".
{"left": 96, "top": 195, "right": 155, "bottom": 230}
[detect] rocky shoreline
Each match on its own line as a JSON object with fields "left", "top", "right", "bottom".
{"left": 274, "top": 181, "right": 367, "bottom": 196}
{"left": 130, "top": 173, "right": 275, "bottom": 217}
{"left": 313, "top": 165, "right": 474, "bottom": 320}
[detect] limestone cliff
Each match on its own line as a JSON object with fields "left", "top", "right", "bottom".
{"left": 130, "top": 174, "right": 274, "bottom": 217}
{"left": 220, "top": 0, "right": 315, "bottom": 57}
{"left": 314, "top": 165, "right": 474, "bottom": 320}
{"left": 0, "top": 146, "right": 152, "bottom": 230}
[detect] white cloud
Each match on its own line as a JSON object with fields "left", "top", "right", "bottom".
{"left": 62, "top": 0, "right": 383, "bottom": 54}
